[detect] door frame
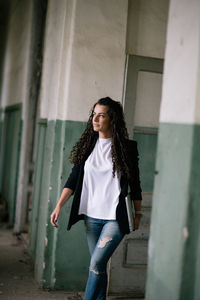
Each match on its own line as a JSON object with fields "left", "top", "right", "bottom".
{"left": 123, "top": 54, "right": 163, "bottom": 138}
{"left": 108, "top": 55, "right": 164, "bottom": 297}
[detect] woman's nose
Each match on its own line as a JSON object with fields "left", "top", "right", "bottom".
{"left": 93, "top": 115, "right": 98, "bottom": 122}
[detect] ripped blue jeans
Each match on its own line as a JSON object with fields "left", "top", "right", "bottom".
{"left": 84, "top": 216, "right": 125, "bottom": 300}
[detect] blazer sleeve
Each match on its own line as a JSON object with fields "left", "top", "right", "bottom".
{"left": 63, "top": 164, "right": 81, "bottom": 193}
{"left": 127, "top": 140, "right": 142, "bottom": 201}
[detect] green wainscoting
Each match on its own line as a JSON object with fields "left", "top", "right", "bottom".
{"left": 30, "top": 119, "right": 158, "bottom": 290}
{"left": 29, "top": 119, "right": 47, "bottom": 260}
{"left": 30, "top": 119, "right": 90, "bottom": 290}
{"left": 0, "top": 104, "right": 22, "bottom": 226}
{"left": 146, "top": 123, "right": 200, "bottom": 300}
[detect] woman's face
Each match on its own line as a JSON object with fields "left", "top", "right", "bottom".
{"left": 92, "top": 104, "right": 112, "bottom": 138}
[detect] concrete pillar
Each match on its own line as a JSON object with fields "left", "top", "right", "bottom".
{"left": 30, "top": 0, "right": 128, "bottom": 289}
{"left": 39, "top": 0, "right": 128, "bottom": 122}
{"left": 0, "top": 0, "right": 34, "bottom": 228}
{"left": 13, "top": 0, "right": 47, "bottom": 232}
{"left": 145, "top": 0, "right": 200, "bottom": 299}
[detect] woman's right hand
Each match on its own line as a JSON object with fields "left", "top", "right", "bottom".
{"left": 50, "top": 206, "right": 61, "bottom": 228}
{"left": 50, "top": 188, "right": 73, "bottom": 228}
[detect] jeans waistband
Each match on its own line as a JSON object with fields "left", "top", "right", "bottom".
{"left": 84, "top": 215, "right": 116, "bottom": 224}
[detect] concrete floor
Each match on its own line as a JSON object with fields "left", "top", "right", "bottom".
{"left": 0, "top": 222, "right": 144, "bottom": 300}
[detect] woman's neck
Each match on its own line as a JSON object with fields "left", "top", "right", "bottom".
{"left": 98, "top": 132, "right": 112, "bottom": 139}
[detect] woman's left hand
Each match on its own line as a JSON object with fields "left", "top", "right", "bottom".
{"left": 134, "top": 214, "right": 142, "bottom": 230}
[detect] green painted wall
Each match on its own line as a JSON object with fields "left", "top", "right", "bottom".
{"left": 146, "top": 123, "right": 200, "bottom": 300}
{"left": 0, "top": 104, "right": 22, "bottom": 226}
{"left": 54, "top": 121, "right": 90, "bottom": 290}
{"left": 30, "top": 119, "right": 157, "bottom": 290}
{"left": 30, "top": 120, "right": 156, "bottom": 290}
{"left": 179, "top": 125, "right": 200, "bottom": 300}
{"left": 134, "top": 126, "right": 158, "bottom": 192}
{"left": 29, "top": 119, "right": 47, "bottom": 260}
{"left": 30, "top": 119, "right": 90, "bottom": 290}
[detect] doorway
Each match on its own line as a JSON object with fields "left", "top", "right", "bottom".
{"left": 108, "top": 55, "right": 163, "bottom": 297}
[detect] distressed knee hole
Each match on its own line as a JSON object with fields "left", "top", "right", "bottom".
{"left": 90, "top": 269, "right": 100, "bottom": 275}
{"left": 98, "top": 237, "right": 112, "bottom": 248}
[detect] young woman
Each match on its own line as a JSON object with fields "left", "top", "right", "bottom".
{"left": 50, "top": 97, "right": 142, "bottom": 300}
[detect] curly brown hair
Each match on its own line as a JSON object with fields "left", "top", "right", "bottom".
{"left": 69, "top": 97, "right": 131, "bottom": 178}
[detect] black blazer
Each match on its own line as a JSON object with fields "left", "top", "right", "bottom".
{"left": 64, "top": 139, "right": 142, "bottom": 234}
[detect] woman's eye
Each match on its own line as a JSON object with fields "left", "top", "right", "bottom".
{"left": 93, "top": 113, "right": 104, "bottom": 118}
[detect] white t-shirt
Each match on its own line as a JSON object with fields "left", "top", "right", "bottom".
{"left": 78, "top": 137, "right": 121, "bottom": 219}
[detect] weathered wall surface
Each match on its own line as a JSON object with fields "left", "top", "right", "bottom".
{"left": 146, "top": 0, "right": 200, "bottom": 299}
{"left": 0, "top": 0, "right": 33, "bottom": 226}
{"left": 30, "top": 0, "right": 129, "bottom": 289}
{"left": 127, "top": 0, "right": 169, "bottom": 59}
{"left": 3, "top": 0, "right": 198, "bottom": 297}
{"left": 40, "top": 0, "right": 128, "bottom": 122}
{"left": 64, "top": 0, "right": 128, "bottom": 121}
{"left": 1, "top": 0, "right": 32, "bottom": 110}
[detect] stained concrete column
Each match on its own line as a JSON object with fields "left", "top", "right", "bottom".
{"left": 145, "top": 0, "right": 200, "bottom": 299}
{"left": 0, "top": 0, "right": 34, "bottom": 229}
{"left": 30, "top": 0, "right": 128, "bottom": 289}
